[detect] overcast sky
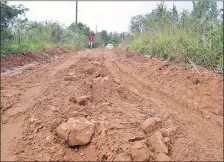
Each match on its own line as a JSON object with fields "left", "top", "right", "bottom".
{"left": 9, "top": 1, "right": 223, "bottom": 33}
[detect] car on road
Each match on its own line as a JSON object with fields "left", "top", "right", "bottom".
{"left": 106, "top": 44, "right": 114, "bottom": 49}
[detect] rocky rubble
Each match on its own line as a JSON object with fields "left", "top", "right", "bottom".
{"left": 136, "top": 116, "right": 180, "bottom": 161}
{"left": 56, "top": 117, "right": 95, "bottom": 146}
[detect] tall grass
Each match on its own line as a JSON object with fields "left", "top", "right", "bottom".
{"left": 125, "top": 1, "right": 223, "bottom": 70}
{"left": 130, "top": 26, "right": 223, "bottom": 69}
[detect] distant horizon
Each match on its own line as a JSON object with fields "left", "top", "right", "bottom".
{"left": 8, "top": 1, "right": 223, "bottom": 33}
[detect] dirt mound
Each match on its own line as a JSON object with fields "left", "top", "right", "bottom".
{"left": 1, "top": 48, "right": 70, "bottom": 72}
{"left": 1, "top": 49, "right": 223, "bottom": 161}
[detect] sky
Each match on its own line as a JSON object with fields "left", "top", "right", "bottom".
{"left": 9, "top": 1, "right": 223, "bottom": 33}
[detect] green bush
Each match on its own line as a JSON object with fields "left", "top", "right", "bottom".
{"left": 126, "top": 1, "right": 223, "bottom": 70}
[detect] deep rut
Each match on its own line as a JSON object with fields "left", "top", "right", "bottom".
{"left": 1, "top": 49, "right": 223, "bottom": 161}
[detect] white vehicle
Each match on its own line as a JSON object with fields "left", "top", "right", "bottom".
{"left": 106, "top": 44, "right": 114, "bottom": 49}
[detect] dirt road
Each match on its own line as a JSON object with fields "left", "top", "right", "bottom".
{"left": 1, "top": 49, "right": 223, "bottom": 161}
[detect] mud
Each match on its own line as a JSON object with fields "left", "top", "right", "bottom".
{"left": 1, "top": 48, "right": 70, "bottom": 72}
{"left": 1, "top": 49, "right": 223, "bottom": 161}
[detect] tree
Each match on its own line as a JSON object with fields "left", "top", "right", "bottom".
{"left": 1, "top": 2, "right": 28, "bottom": 54}
{"left": 67, "top": 22, "right": 92, "bottom": 36}
{"left": 0, "top": 1, "right": 28, "bottom": 28}
{"left": 100, "top": 30, "right": 108, "bottom": 44}
{"left": 129, "top": 15, "right": 145, "bottom": 34}
{"left": 171, "top": 4, "right": 178, "bottom": 24}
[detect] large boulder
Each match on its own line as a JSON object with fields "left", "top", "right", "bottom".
{"left": 56, "top": 117, "right": 95, "bottom": 146}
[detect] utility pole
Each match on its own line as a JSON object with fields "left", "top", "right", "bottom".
{"left": 75, "top": 0, "right": 78, "bottom": 33}
{"left": 192, "top": 1, "right": 196, "bottom": 11}
{"left": 95, "top": 25, "right": 97, "bottom": 34}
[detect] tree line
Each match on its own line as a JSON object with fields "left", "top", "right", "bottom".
{"left": 0, "top": 2, "right": 122, "bottom": 57}
{"left": 127, "top": 1, "right": 223, "bottom": 70}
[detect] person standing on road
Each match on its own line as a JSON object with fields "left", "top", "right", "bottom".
{"left": 88, "top": 34, "right": 94, "bottom": 49}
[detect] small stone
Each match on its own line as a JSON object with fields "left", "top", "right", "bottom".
{"left": 157, "top": 153, "right": 170, "bottom": 161}
{"left": 103, "top": 77, "right": 109, "bottom": 81}
{"left": 86, "top": 82, "right": 93, "bottom": 88}
{"left": 86, "top": 67, "right": 95, "bottom": 75}
{"left": 64, "top": 76, "right": 76, "bottom": 81}
{"left": 29, "top": 115, "right": 38, "bottom": 123}
{"left": 50, "top": 106, "right": 59, "bottom": 112}
{"left": 114, "top": 154, "right": 126, "bottom": 161}
{"left": 2, "top": 116, "right": 8, "bottom": 124}
{"left": 149, "top": 132, "right": 168, "bottom": 154}
{"left": 141, "top": 117, "right": 160, "bottom": 133}
{"left": 116, "top": 85, "right": 129, "bottom": 93}
{"left": 69, "top": 97, "right": 77, "bottom": 104}
{"left": 192, "top": 78, "right": 200, "bottom": 84}
{"left": 163, "top": 137, "right": 171, "bottom": 145}
{"left": 202, "top": 110, "right": 211, "bottom": 119}
{"left": 130, "top": 141, "right": 150, "bottom": 161}
{"left": 161, "top": 127, "right": 178, "bottom": 137}
{"left": 46, "top": 135, "right": 55, "bottom": 142}
{"left": 77, "top": 96, "right": 89, "bottom": 106}
{"left": 87, "top": 116, "right": 91, "bottom": 120}
{"left": 93, "top": 61, "right": 101, "bottom": 66}
{"left": 69, "top": 72, "right": 74, "bottom": 76}
{"left": 56, "top": 117, "right": 95, "bottom": 146}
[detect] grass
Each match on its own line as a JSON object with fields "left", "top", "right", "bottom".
{"left": 128, "top": 27, "right": 223, "bottom": 70}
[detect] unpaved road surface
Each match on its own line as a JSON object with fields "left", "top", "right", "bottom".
{"left": 1, "top": 49, "right": 223, "bottom": 161}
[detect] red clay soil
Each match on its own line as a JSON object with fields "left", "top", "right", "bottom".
{"left": 1, "top": 49, "right": 223, "bottom": 161}
{"left": 1, "top": 48, "right": 70, "bottom": 72}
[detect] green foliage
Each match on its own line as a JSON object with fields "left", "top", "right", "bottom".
{"left": 95, "top": 30, "right": 122, "bottom": 47}
{"left": 127, "top": 1, "right": 223, "bottom": 70}
{"left": 1, "top": 3, "right": 107, "bottom": 57}
{"left": 68, "top": 22, "right": 93, "bottom": 36}
{"left": 1, "top": 3, "right": 94, "bottom": 57}
{"left": 129, "top": 15, "right": 145, "bottom": 33}
{"left": 0, "top": 1, "right": 28, "bottom": 28}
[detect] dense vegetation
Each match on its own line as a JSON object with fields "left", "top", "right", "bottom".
{"left": 1, "top": 2, "right": 122, "bottom": 57}
{"left": 126, "top": 1, "right": 223, "bottom": 70}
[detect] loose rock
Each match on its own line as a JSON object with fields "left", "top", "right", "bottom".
{"left": 86, "top": 67, "right": 95, "bottom": 75}
{"left": 141, "top": 117, "right": 160, "bottom": 133}
{"left": 76, "top": 96, "right": 89, "bottom": 106}
{"left": 116, "top": 85, "right": 129, "bottom": 94}
{"left": 86, "top": 82, "right": 93, "bottom": 88}
{"left": 192, "top": 78, "right": 200, "bottom": 84}
{"left": 69, "top": 97, "right": 77, "bottom": 104}
{"left": 64, "top": 76, "right": 76, "bottom": 81}
{"left": 161, "top": 126, "right": 178, "bottom": 137}
{"left": 202, "top": 110, "right": 211, "bottom": 119}
{"left": 130, "top": 141, "right": 150, "bottom": 161}
{"left": 46, "top": 135, "right": 55, "bottom": 143}
{"left": 56, "top": 117, "right": 95, "bottom": 146}
{"left": 163, "top": 137, "right": 171, "bottom": 145}
{"left": 157, "top": 153, "right": 170, "bottom": 161}
{"left": 50, "top": 106, "right": 59, "bottom": 112}
{"left": 29, "top": 115, "right": 38, "bottom": 123}
{"left": 149, "top": 131, "right": 168, "bottom": 154}
{"left": 114, "top": 154, "right": 127, "bottom": 161}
